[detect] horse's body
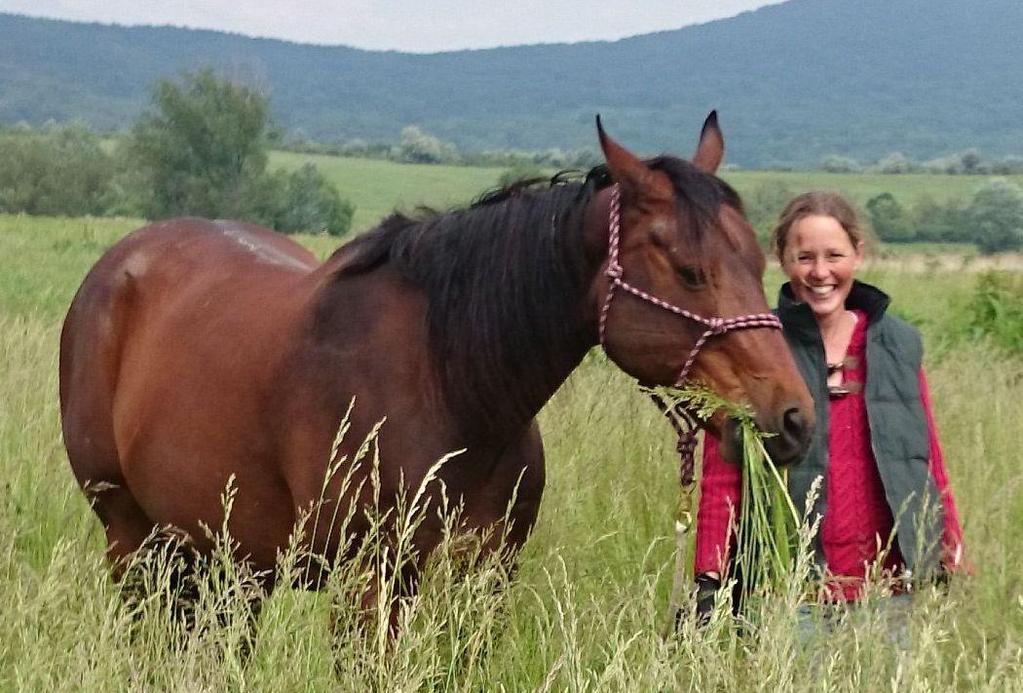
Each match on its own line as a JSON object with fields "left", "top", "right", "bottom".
{"left": 60, "top": 118, "right": 814, "bottom": 624}
{"left": 61, "top": 218, "right": 545, "bottom": 576}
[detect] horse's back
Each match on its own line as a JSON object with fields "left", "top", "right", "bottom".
{"left": 61, "top": 218, "right": 318, "bottom": 422}
{"left": 60, "top": 218, "right": 321, "bottom": 563}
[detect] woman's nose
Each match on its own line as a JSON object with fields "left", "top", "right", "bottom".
{"left": 809, "top": 259, "right": 828, "bottom": 279}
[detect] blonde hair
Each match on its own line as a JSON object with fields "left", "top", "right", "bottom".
{"left": 771, "top": 191, "right": 868, "bottom": 262}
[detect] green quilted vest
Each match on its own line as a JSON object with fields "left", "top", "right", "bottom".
{"left": 778, "top": 280, "right": 944, "bottom": 579}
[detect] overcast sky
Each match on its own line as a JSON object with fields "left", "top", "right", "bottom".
{"left": 0, "top": 1, "right": 788, "bottom": 52}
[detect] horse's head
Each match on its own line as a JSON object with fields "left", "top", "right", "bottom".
{"left": 589, "top": 114, "right": 814, "bottom": 465}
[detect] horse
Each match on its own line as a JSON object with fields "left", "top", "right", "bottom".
{"left": 59, "top": 114, "right": 814, "bottom": 631}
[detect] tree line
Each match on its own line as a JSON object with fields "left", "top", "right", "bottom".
{"left": 0, "top": 70, "right": 354, "bottom": 236}
{"left": 732, "top": 180, "right": 1023, "bottom": 255}
{"left": 819, "top": 149, "right": 1023, "bottom": 176}
{"left": 865, "top": 184, "right": 1023, "bottom": 253}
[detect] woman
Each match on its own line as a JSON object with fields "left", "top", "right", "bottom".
{"left": 694, "top": 191, "right": 965, "bottom": 614}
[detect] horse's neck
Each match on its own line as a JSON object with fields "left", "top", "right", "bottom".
{"left": 311, "top": 188, "right": 611, "bottom": 444}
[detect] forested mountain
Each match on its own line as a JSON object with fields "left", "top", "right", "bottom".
{"left": 1, "top": 0, "right": 1020, "bottom": 167}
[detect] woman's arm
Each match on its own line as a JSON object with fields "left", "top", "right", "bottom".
{"left": 694, "top": 432, "right": 742, "bottom": 576}
{"left": 919, "top": 369, "right": 967, "bottom": 571}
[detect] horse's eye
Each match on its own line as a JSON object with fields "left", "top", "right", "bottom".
{"left": 678, "top": 266, "right": 706, "bottom": 288}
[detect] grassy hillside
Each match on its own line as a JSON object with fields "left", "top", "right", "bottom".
{"left": 1, "top": 215, "right": 1020, "bottom": 688}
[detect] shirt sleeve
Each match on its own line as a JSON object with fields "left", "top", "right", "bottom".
{"left": 919, "top": 368, "right": 967, "bottom": 571}
{"left": 694, "top": 432, "right": 742, "bottom": 576}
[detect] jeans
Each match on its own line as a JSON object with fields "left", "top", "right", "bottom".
{"left": 795, "top": 593, "right": 913, "bottom": 651}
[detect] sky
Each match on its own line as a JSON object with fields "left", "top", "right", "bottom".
{"left": 0, "top": 1, "right": 788, "bottom": 52}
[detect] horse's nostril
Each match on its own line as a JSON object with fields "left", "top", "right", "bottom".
{"left": 766, "top": 406, "right": 812, "bottom": 465}
{"left": 783, "top": 407, "right": 806, "bottom": 440}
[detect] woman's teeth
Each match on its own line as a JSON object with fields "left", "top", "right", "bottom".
{"left": 809, "top": 285, "right": 834, "bottom": 296}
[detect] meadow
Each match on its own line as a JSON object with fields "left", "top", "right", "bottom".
{"left": 1, "top": 207, "right": 1022, "bottom": 690}
{"left": 267, "top": 150, "right": 1023, "bottom": 233}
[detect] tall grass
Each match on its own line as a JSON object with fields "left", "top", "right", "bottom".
{"left": 2, "top": 218, "right": 1022, "bottom": 689}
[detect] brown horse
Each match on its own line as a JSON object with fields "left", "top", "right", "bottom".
{"left": 60, "top": 115, "right": 813, "bottom": 626}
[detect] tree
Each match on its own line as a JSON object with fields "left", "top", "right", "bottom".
{"left": 866, "top": 192, "right": 914, "bottom": 243}
{"left": 959, "top": 148, "right": 984, "bottom": 175}
{"left": 965, "top": 179, "right": 1023, "bottom": 254}
{"left": 397, "top": 125, "right": 454, "bottom": 164}
{"left": 275, "top": 164, "right": 354, "bottom": 236}
{"left": 127, "top": 70, "right": 353, "bottom": 235}
{"left": 876, "top": 152, "right": 912, "bottom": 174}
{"left": 129, "top": 69, "right": 270, "bottom": 220}
{"left": 820, "top": 154, "right": 861, "bottom": 173}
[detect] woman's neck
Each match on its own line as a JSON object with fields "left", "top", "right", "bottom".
{"left": 818, "top": 309, "right": 857, "bottom": 361}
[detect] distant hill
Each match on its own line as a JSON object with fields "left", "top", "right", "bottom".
{"left": 1, "top": 0, "right": 1021, "bottom": 167}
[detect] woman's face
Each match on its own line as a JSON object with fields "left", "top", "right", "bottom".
{"left": 781, "top": 214, "right": 863, "bottom": 323}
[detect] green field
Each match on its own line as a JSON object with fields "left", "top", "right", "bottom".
{"left": 268, "top": 151, "right": 1023, "bottom": 234}
{"left": 270, "top": 152, "right": 508, "bottom": 232}
{"left": 1, "top": 215, "right": 1021, "bottom": 689}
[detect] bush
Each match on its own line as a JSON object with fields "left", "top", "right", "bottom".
{"left": 961, "top": 272, "right": 1023, "bottom": 354}
{"left": 866, "top": 192, "right": 914, "bottom": 242}
{"left": 497, "top": 162, "right": 546, "bottom": 188}
{"left": 0, "top": 125, "right": 116, "bottom": 216}
{"left": 274, "top": 164, "right": 354, "bottom": 236}
{"left": 965, "top": 178, "right": 1023, "bottom": 253}
{"left": 910, "top": 195, "right": 966, "bottom": 243}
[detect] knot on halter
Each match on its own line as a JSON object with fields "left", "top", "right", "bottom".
{"left": 708, "top": 317, "right": 727, "bottom": 335}
{"left": 606, "top": 261, "right": 623, "bottom": 280}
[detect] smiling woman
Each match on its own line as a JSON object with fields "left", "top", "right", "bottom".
{"left": 694, "top": 190, "right": 967, "bottom": 628}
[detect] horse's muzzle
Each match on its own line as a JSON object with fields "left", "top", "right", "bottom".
{"left": 720, "top": 405, "right": 813, "bottom": 468}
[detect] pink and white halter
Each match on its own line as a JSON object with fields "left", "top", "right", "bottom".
{"left": 596, "top": 183, "right": 782, "bottom": 483}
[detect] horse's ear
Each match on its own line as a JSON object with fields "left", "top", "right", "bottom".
{"left": 692, "top": 110, "right": 725, "bottom": 174}
{"left": 596, "top": 116, "right": 663, "bottom": 198}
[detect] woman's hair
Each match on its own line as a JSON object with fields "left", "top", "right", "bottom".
{"left": 771, "top": 191, "right": 868, "bottom": 262}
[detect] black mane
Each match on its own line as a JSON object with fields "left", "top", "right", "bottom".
{"left": 332, "top": 157, "right": 740, "bottom": 438}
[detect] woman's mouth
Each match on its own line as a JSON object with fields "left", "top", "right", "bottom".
{"left": 806, "top": 284, "right": 836, "bottom": 298}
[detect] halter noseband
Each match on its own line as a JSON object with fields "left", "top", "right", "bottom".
{"left": 596, "top": 183, "right": 782, "bottom": 484}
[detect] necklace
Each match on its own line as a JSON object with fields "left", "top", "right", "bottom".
{"left": 827, "top": 311, "right": 860, "bottom": 397}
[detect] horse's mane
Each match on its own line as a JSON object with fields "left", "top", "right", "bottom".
{"left": 328, "top": 157, "right": 740, "bottom": 438}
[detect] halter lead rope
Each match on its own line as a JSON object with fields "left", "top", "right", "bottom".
{"left": 597, "top": 184, "right": 782, "bottom": 485}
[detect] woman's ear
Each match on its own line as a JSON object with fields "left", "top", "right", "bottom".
{"left": 853, "top": 240, "right": 866, "bottom": 269}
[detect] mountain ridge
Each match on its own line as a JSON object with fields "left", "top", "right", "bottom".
{"left": 2, "top": 0, "right": 1020, "bottom": 167}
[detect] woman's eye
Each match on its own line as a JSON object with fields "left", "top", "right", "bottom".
{"left": 679, "top": 266, "right": 706, "bottom": 288}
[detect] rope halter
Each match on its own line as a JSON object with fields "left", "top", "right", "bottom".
{"left": 596, "top": 183, "right": 783, "bottom": 485}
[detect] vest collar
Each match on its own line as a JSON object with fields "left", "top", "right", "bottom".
{"left": 777, "top": 280, "right": 891, "bottom": 341}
